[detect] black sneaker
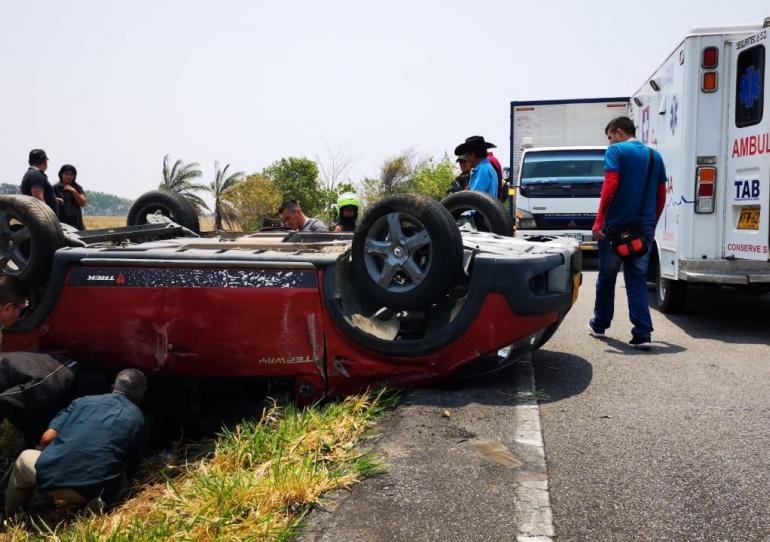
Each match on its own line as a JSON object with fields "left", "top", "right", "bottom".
{"left": 629, "top": 336, "right": 652, "bottom": 350}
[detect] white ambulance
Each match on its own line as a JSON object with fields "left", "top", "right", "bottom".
{"left": 630, "top": 18, "right": 770, "bottom": 312}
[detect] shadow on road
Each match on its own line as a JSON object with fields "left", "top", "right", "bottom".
{"left": 650, "top": 286, "right": 770, "bottom": 346}
{"left": 601, "top": 336, "right": 686, "bottom": 356}
{"left": 413, "top": 363, "right": 525, "bottom": 408}
{"left": 531, "top": 349, "right": 593, "bottom": 405}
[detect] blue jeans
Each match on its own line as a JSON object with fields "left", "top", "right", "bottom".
{"left": 592, "top": 228, "right": 654, "bottom": 338}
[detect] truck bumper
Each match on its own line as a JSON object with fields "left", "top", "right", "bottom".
{"left": 678, "top": 259, "right": 770, "bottom": 284}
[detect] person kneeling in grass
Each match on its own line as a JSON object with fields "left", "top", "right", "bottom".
{"left": 4, "top": 369, "right": 147, "bottom": 514}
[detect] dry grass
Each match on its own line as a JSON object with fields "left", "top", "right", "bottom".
{"left": 2, "top": 391, "right": 393, "bottom": 541}
{"left": 84, "top": 216, "right": 216, "bottom": 231}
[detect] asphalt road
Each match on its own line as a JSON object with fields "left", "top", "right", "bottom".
{"left": 300, "top": 265, "right": 770, "bottom": 542}
{"left": 537, "top": 268, "right": 770, "bottom": 542}
{"left": 298, "top": 373, "right": 526, "bottom": 542}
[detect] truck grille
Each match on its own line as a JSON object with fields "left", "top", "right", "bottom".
{"left": 534, "top": 215, "right": 596, "bottom": 230}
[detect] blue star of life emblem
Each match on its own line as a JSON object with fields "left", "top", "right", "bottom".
{"left": 739, "top": 65, "right": 762, "bottom": 109}
{"left": 669, "top": 96, "right": 678, "bottom": 135}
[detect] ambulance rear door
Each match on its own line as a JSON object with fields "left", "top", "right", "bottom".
{"left": 724, "top": 28, "right": 770, "bottom": 260}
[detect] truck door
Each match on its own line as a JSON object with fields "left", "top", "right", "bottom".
{"left": 724, "top": 30, "right": 770, "bottom": 260}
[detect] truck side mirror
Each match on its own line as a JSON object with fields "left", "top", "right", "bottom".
{"left": 503, "top": 167, "right": 512, "bottom": 182}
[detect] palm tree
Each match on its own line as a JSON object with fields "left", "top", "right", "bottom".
{"left": 206, "top": 162, "right": 245, "bottom": 230}
{"left": 159, "top": 154, "right": 208, "bottom": 212}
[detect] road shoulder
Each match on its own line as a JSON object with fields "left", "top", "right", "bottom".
{"left": 298, "top": 361, "right": 551, "bottom": 542}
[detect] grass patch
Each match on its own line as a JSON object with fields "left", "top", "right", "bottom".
{"left": 2, "top": 390, "right": 395, "bottom": 541}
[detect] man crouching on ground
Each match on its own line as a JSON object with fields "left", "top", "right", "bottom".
{"left": 4, "top": 369, "right": 148, "bottom": 514}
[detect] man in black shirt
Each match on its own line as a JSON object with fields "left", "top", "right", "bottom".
{"left": 20, "top": 149, "right": 59, "bottom": 217}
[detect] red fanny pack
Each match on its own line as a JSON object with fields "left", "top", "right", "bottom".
{"left": 604, "top": 147, "right": 655, "bottom": 260}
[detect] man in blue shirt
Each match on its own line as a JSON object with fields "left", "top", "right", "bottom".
{"left": 588, "top": 117, "right": 668, "bottom": 350}
{"left": 5, "top": 369, "right": 147, "bottom": 513}
{"left": 454, "top": 136, "right": 498, "bottom": 198}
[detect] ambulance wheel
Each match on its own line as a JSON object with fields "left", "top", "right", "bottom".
{"left": 440, "top": 191, "right": 514, "bottom": 236}
{"left": 655, "top": 266, "right": 687, "bottom": 313}
{"left": 0, "top": 195, "right": 64, "bottom": 286}
{"left": 127, "top": 191, "right": 200, "bottom": 233}
{"left": 352, "top": 194, "right": 463, "bottom": 310}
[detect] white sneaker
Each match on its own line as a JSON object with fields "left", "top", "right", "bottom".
{"left": 587, "top": 321, "right": 605, "bottom": 338}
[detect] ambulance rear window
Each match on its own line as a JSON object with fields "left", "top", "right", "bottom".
{"left": 735, "top": 44, "right": 765, "bottom": 128}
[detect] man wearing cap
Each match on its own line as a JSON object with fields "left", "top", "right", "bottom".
{"left": 448, "top": 154, "right": 471, "bottom": 193}
{"left": 454, "top": 136, "right": 498, "bottom": 198}
{"left": 21, "top": 149, "right": 59, "bottom": 216}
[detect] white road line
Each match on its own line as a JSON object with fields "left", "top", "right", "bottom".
{"left": 513, "top": 355, "right": 555, "bottom": 542}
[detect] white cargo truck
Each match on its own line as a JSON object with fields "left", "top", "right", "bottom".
{"left": 510, "top": 98, "right": 629, "bottom": 249}
{"left": 630, "top": 18, "right": 770, "bottom": 312}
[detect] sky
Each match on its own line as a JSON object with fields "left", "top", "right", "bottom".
{"left": 1, "top": 0, "right": 768, "bottom": 205}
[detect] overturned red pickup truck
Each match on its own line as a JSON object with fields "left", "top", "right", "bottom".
{"left": 1, "top": 190, "right": 580, "bottom": 402}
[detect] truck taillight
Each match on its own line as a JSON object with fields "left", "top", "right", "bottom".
{"left": 695, "top": 166, "right": 716, "bottom": 213}
{"left": 702, "top": 47, "right": 718, "bottom": 68}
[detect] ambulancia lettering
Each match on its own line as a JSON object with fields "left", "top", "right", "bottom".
{"left": 731, "top": 133, "right": 770, "bottom": 158}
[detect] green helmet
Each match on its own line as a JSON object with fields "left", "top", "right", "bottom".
{"left": 337, "top": 192, "right": 360, "bottom": 209}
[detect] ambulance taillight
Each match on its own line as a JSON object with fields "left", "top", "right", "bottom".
{"left": 702, "top": 47, "right": 719, "bottom": 69}
{"left": 701, "top": 47, "right": 719, "bottom": 93}
{"left": 695, "top": 166, "right": 716, "bottom": 214}
{"left": 702, "top": 72, "right": 718, "bottom": 92}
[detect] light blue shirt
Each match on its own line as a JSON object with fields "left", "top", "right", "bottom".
{"left": 469, "top": 158, "right": 498, "bottom": 198}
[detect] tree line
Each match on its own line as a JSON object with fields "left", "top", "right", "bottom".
{"left": 160, "top": 150, "right": 459, "bottom": 231}
{"left": 0, "top": 183, "right": 133, "bottom": 216}
{"left": 2, "top": 149, "right": 460, "bottom": 230}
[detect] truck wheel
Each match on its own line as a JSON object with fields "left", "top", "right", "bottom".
{"left": 352, "top": 194, "right": 463, "bottom": 310}
{"left": 127, "top": 190, "right": 200, "bottom": 233}
{"left": 655, "top": 265, "right": 687, "bottom": 313}
{"left": 0, "top": 196, "right": 64, "bottom": 286}
{"left": 440, "top": 191, "right": 513, "bottom": 236}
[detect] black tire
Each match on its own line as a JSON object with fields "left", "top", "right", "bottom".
{"left": 655, "top": 264, "right": 687, "bottom": 313}
{"left": 0, "top": 196, "right": 64, "bottom": 286}
{"left": 440, "top": 191, "right": 514, "bottom": 236}
{"left": 127, "top": 190, "right": 200, "bottom": 233}
{"left": 351, "top": 194, "right": 463, "bottom": 310}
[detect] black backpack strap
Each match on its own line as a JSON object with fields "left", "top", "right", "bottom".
{"left": 637, "top": 147, "right": 656, "bottom": 220}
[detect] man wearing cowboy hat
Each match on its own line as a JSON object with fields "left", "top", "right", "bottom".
{"left": 454, "top": 136, "right": 498, "bottom": 198}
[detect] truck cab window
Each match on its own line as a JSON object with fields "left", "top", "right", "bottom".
{"left": 736, "top": 44, "right": 765, "bottom": 128}
{"left": 520, "top": 150, "right": 605, "bottom": 184}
